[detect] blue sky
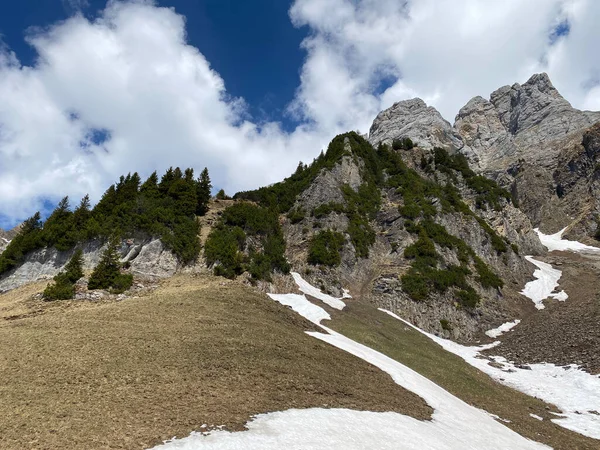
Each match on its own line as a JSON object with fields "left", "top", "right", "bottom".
{"left": 0, "top": 0, "right": 598, "bottom": 229}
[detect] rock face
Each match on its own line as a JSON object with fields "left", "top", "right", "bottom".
{"left": 456, "top": 73, "right": 600, "bottom": 173}
{"left": 369, "top": 98, "right": 464, "bottom": 151}
{"left": 0, "top": 237, "right": 177, "bottom": 292}
{"left": 0, "top": 224, "right": 21, "bottom": 255}
{"left": 281, "top": 135, "right": 543, "bottom": 341}
{"left": 368, "top": 73, "right": 600, "bottom": 239}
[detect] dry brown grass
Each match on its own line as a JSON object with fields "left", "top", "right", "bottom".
{"left": 0, "top": 275, "right": 430, "bottom": 449}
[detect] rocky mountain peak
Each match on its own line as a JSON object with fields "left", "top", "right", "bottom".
{"left": 368, "top": 98, "right": 463, "bottom": 151}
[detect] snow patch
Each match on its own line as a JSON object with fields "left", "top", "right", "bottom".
{"left": 267, "top": 293, "right": 330, "bottom": 325}
{"left": 485, "top": 320, "right": 521, "bottom": 338}
{"left": 530, "top": 414, "right": 544, "bottom": 421}
{"left": 380, "top": 309, "right": 600, "bottom": 440}
{"left": 535, "top": 228, "right": 600, "bottom": 253}
{"left": 521, "top": 256, "right": 568, "bottom": 310}
{"left": 291, "top": 272, "right": 346, "bottom": 310}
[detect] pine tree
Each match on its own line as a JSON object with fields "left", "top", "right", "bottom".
{"left": 196, "top": 167, "right": 212, "bottom": 215}
{"left": 216, "top": 189, "right": 227, "bottom": 200}
{"left": 140, "top": 172, "right": 160, "bottom": 198}
{"left": 88, "top": 236, "right": 132, "bottom": 293}
{"left": 159, "top": 167, "right": 176, "bottom": 194}
{"left": 64, "top": 249, "right": 84, "bottom": 283}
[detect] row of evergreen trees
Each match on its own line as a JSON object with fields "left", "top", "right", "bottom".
{"left": 0, "top": 167, "right": 212, "bottom": 276}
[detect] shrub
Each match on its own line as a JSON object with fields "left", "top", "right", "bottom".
{"left": 205, "top": 203, "right": 289, "bottom": 280}
{"left": 287, "top": 207, "right": 306, "bottom": 224}
{"left": 308, "top": 230, "right": 345, "bottom": 266}
{"left": 312, "top": 203, "right": 345, "bottom": 219}
{"left": 216, "top": 189, "right": 228, "bottom": 200}
{"left": 43, "top": 277, "right": 76, "bottom": 301}
{"left": 401, "top": 269, "right": 430, "bottom": 301}
{"left": 392, "top": 137, "right": 414, "bottom": 150}
{"left": 456, "top": 288, "right": 480, "bottom": 308}
{"left": 474, "top": 256, "right": 504, "bottom": 289}
{"left": 440, "top": 319, "right": 452, "bottom": 331}
{"left": 204, "top": 226, "right": 246, "bottom": 279}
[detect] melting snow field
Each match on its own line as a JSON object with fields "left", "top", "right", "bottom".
{"left": 290, "top": 272, "right": 348, "bottom": 309}
{"left": 153, "top": 277, "right": 549, "bottom": 449}
{"left": 485, "top": 320, "right": 520, "bottom": 338}
{"left": 535, "top": 228, "right": 600, "bottom": 253}
{"left": 380, "top": 309, "right": 600, "bottom": 440}
{"left": 521, "top": 256, "right": 568, "bottom": 309}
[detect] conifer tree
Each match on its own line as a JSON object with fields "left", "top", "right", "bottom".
{"left": 140, "top": 172, "right": 160, "bottom": 198}
{"left": 196, "top": 167, "right": 212, "bottom": 216}
{"left": 88, "top": 236, "right": 131, "bottom": 292}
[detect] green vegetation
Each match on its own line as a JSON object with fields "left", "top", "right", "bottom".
{"left": 204, "top": 202, "right": 289, "bottom": 281}
{"left": 439, "top": 319, "right": 452, "bottom": 331}
{"left": 330, "top": 304, "right": 595, "bottom": 450}
{"left": 233, "top": 132, "right": 510, "bottom": 301}
{"left": 312, "top": 202, "right": 345, "bottom": 218}
{"left": 433, "top": 147, "right": 512, "bottom": 211}
{"left": 308, "top": 230, "right": 346, "bottom": 267}
{"left": 392, "top": 137, "right": 415, "bottom": 150}
{"left": 287, "top": 207, "right": 306, "bottom": 224}
{"left": 235, "top": 132, "right": 383, "bottom": 213}
{"left": 43, "top": 249, "right": 84, "bottom": 301}
{"left": 400, "top": 217, "right": 503, "bottom": 307}
{"left": 88, "top": 238, "right": 133, "bottom": 294}
{"left": 0, "top": 167, "right": 209, "bottom": 276}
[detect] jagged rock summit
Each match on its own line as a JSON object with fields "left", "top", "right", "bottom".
{"left": 369, "top": 98, "right": 464, "bottom": 151}
{"left": 456, "top": 72, "right": 600, "bottom": 172}
{"left": 368, "top": 73, "right": 600, "bottom": 239}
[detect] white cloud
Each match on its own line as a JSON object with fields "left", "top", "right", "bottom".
{"left": 1, "top": 0, "right": 600, "bottom": 226}
{"left": 0, "top": 0, "right": 331, "bottom": 225}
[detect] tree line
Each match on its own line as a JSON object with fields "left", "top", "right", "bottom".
{"left": 0, "top": 167, "right": 212, "bottom": 276}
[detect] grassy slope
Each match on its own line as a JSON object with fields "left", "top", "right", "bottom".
{"left": 0, "top": 275, "right": 429, "bottom": 450}
{"left": 329, "top": 301, "right": 598, "bottom": 450}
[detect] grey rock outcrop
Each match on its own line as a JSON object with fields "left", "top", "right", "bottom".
{"left": 456, "top": 73, "right": 600, "bottom": 174}
{"left": 455, "top": 73, "right": 600, "bottom": 236}
{"left": 0, "top": 237, "right": 177, "bottom": 292}
{"left": 369, "top": 98, "right": 464, "bottom": 151}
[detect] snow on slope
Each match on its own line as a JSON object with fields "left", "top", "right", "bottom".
{"left": 380, "top": 309, "right": 600, "bottom": 440}
{"left": 291, "top": 272, "right": 347, "bottom": 309}
{"left": 267, "top": 293, "right": 331, "bottom": 324}
{"left": 152, "top": 279, "right": 549, "bottom": 449}
{"left": 521, "top": 256, "right": 568, "bottom": 310}
{"left": 485, "top": 320, "right": 520, "bottom": 338}
{"left": 535, "top": 228, "right": 600, "bottom": 252}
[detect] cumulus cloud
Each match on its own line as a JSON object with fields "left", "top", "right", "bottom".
{"left": 1, "top": 0, "right": 600, "bottom": 226}
{"left": 0, "top": 0, "right": 331, "bottom": 226}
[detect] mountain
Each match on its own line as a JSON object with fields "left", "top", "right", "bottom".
{"left": 0, "top": 224, "right": 21, "bottom": 254}
{"left": 1, "top": 73, "right": 599, "bottom": 449}
{"left": 233, "top": 132, "right": 543, "bottom": 340}
{"left": 370, "top": 73, "right": 600, "bottom": 241}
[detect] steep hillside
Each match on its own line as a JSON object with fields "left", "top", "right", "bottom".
{"left": 232, "top": 132, "right": 542, "bottom": 340}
